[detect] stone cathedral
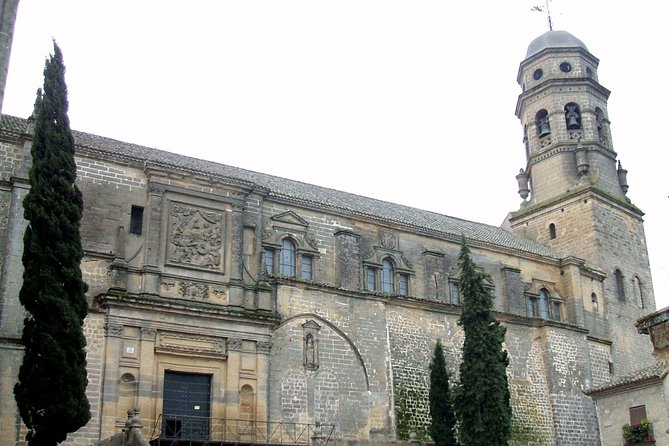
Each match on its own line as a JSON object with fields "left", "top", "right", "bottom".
{"left": 0, "top": 25, "right": 658, "bottom": 446}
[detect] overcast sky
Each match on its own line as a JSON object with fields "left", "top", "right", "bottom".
{"left": 3, "top": 0, "right": 668, "bottom": 308}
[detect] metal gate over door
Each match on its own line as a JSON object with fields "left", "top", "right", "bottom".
{"left": 162, "top": 371, "right": 212, "bottom": 439}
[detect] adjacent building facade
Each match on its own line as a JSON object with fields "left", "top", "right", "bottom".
{"left": 0, "top": 30, "right": 658, "bottom": 446}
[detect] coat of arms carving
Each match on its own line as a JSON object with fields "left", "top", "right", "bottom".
{"left": 168, "top": 203, "right": 224, "bottom": 271}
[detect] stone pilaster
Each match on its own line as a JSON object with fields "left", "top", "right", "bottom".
{"left": 334, "top": 230, "right": 361, "bottom": 290}
{"left": 142, "top": 183, "right": 164, "bottom": 295}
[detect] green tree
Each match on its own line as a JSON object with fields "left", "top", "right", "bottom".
{"left": 429, "top": 340, "right": 458, "bottom": 446}
{"left": 454, "top": 238, "right": 511, "bottom": 446}
{"left": 14, "top": 42, "right": 90, "bottom": 446}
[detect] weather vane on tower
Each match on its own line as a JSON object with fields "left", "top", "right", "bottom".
{"left": 531, "top": 0, "right": 553, "bottom": 31}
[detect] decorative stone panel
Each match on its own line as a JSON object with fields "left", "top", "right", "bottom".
{"left": 167, "top": 202, "right": 224, "bottom": 272}
{"left": 155, "top": 331, "right": 227, "bottom": 359}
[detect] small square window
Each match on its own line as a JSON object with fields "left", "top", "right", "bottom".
{"left": 301, "top": 256, "right": 313, "bottom": 280}
{"left": 129, "top": 206, "right": 144, "bottom": 235}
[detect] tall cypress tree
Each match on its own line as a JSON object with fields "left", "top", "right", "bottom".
{"left": 429, "top": 340, "right": 458, "bottom": 446}
{"left": 14, "top": 42, "right": 90, "bottom": 446}
{"left": 454, "top": 238, "right": 511, "bottom": 446}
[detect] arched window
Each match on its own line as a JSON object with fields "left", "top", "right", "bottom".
{"left": 536, "top": 109, "right": 550, "bottom": 137}
{"left": 595, "top": 107, "right": 605, "bottom": 141}
{"left": 280, "top": 239, "right": 296, "bottom": 276}
{"left": 591, "top": 293, "right": 598, "bottom": 312}
{"left": 633, "top": 276, "right": 644, "bottom": 309}
{"left": 537, "top": 288, "right": 562, "bottom": 321}
{"left": 381, "top": 258, "right": 394, "bottom": 293}
{"left": 564, "top": 102, "right": 581, "bottom": 129}
{"left": 614, "top": 269, "right": 625, "bottom": 302}
{"left": 549, "top": 223, "right": 556, "bottom": 240}
{"left": 538, "top": 288, "right": 550, "bottom": 319}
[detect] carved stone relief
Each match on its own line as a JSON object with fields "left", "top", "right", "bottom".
{"left": 380, "top": 230, "right": 397, "bottom": 249}
{"left": 305, "top": 234, "right": 319, "bottom": 250}
{"left": 156, "top": 331, "right": 227, "bottom": 358}
{"left": 228, "top": 337, "right": 243, "bottom": 352}
{"left": 105, "top": 323, "right": 124, "bottom": 337}
{"left": 178, "top": 281, "right": 210, "bottom": 301}
{"left": 257, "top": 341, "right": 272, "bottom": 354}
{"left": 167, "top": 203, "right": 224, "bottom": 271}
{"left": 141, "top": 327, "right": 157, "bottom": 341}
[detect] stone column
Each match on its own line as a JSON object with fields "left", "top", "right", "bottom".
{"left": 560, "top": 257, "right": 586, "bottom": 327}
{"left": 229, "top": 204, "right": 245, "bottom": 307}
{"left": 101, "top": 322, "right": 124, "bottom": 437}
{"left": 138, "top": 327, "right": 157, "bottom": 428}
{"left": 256, "top": 340, "right": 272, "bottom": 422}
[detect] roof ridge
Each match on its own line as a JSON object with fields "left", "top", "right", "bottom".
{"left": 1, "top": 114, "right": 565, "bottom": 260}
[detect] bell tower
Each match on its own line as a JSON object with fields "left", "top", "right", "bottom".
{"left": 509, "top": 30, "right": 655, "bottom": 377}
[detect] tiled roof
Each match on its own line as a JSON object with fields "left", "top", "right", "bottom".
{"left": 586, "top": 363, "right": 667, "bottom": 395}
{"left": 2, "top": 114, "right": 564, "bottom": 260}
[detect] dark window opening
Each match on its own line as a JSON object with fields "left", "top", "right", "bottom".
{"left": 549, "top": 223, "right": 556, "bottom": 239}
{"left": 615, "top": 269, "right": 626, "bottom": 302}
{"left": 634, "top": 276, "right": 645, "bottom": 309}
{"left": 564, "top": 102, "right": 582, "bottom": 130}
{"left": 536, "top": 109, "right": 550, "bottom": 137}
{"left": 559, "top": 62, "right": 572, "bottom": 73}
{"left": 129, "top": 205, "right": 144, "bottom": 235}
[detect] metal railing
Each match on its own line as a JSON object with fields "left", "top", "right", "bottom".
{"left": 150, "top": 416, "right": 335, "bottom": 446}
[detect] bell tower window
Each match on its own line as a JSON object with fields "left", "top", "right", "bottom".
{"left": 536, "top": 109, "right": 550, "bottom": 137}
{"left": 564, "top": 103, "right": 581, "bottom": 130}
